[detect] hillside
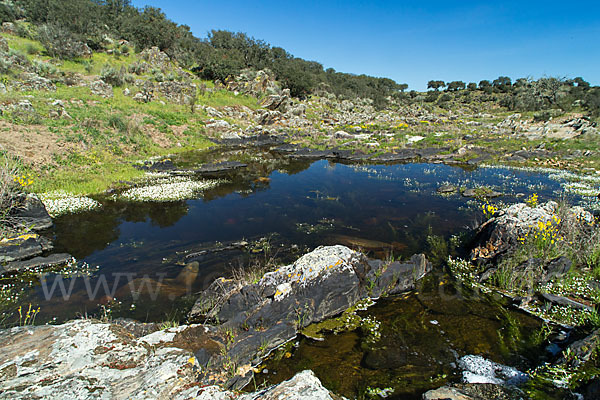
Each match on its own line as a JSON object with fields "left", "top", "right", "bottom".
{"left": 0, "top": 20, "right": 599, "bottom": 204}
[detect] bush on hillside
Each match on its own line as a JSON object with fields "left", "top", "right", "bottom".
{"left": 37, "top": 23, "right": 90, "bottom": 59}
{"left": 100, "top": 63, "right": 127, "bottom": 87}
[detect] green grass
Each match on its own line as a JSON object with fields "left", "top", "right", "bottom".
{"left": 32, "top": 158, "right": 145, "bottom": 194}
{"left": 29, "top": 134, "right": 213, "bottom": 195}
{"left": 197, "top": 89, "right": 259, "bottom": 109}
{"left": 4, "top": 33, "right": 44, "bottom": 59}
{"left": 60, "top": 51, "right": 137, "bottom": 75}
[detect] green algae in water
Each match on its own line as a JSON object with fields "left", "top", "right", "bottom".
{"left": 259, "top": 273, "right": 549, "bottom": 399}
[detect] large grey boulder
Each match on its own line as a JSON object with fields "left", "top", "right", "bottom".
{"left": 189, "top": 245, "right": 431, "bottom": 388}
{"left": 470, "top": 201, "right": 559, "bottom": 263}
{"left": 0, "top": 320, "right": 200, "bottom": 400}
{"left": 470, "top": 201, "right": 594, "bottom": 264}
{"left": 0, "top": 319, "right": 344, "bottom": 400}
{"left": 11, "top": 194, "right": 53, "bottom": 231}
{"left": 242, "top": 370, "right": 341, "bottom": 400}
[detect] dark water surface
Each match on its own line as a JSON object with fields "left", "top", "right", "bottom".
{"left": 1, "top": 149, "right": 576, "bottom": 398}
{"left": 7, "top": 150, "right": 569, "bottom": 323}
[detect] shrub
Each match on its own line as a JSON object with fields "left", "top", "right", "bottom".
{"left": 100, "top": 63, "right": 126, "bottom": 87}
{"left": 82, "top": 60, "right": 93, "bottom": 73}
{"left": 0, "top": 55, "right": 11, "bottom": 74}
{"left": 424, "top": 91, "right": 439, "bottom": 102}
{"left": 107, "top": 115, "right": 127, "bottom": 133}
{"left": 128, "top": 62, "right": 147, "bottom": 75}
{"left": 0, "top": 0, "right": 19, "bottom": 23}
{"left": 438, "top": 93, "right": 452, "bottom": 103}
{"left": 7, "top": 48, "right": 30, "bottom": 68}
{"left": 151, "top": 69, "right": 165, "bottom": 82}
{"left": 37, "top": 23, "right": 90, "bottom": 60}
{"left": 533, "top": 111, "right": 552, "bottom": 122}
{"left": 0, "top": 150, "right": 24, "bottom": 236}
{"left": 25, "top": 43, "right": 39, "bottom": 55}
{"left": 32, "top": 59, "right": 57, "bottom": 77}
{"left": 15, "top": 21, "right": 36, "bottom": 40}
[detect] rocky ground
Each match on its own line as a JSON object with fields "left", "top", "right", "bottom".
{"left": 0, "top": 245, "right": 429, "bottom": 399}
{"left": 1, "top": 202, "right": 599, "bottom": 398}
{"left": 2, "top": 28, "right": 600, "bottom": 399}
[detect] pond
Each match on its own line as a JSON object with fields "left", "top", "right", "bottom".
{"left": 257, "top": 271, "right": 549, "bottom": 399}
{"left": 3, "top": 148, "right": 587, "bottom": 398}
{"left": 3, "top": 149, "right": 573, "bottom": 325}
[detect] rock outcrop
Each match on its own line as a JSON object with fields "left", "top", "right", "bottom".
{"left": 90, "top": 79, "right": 114, "bottom": 98}
{"left": 0, "top": 320, "right": 200, "bottom": 399}
{"left": 189, "top": 245, "right": 431, "bottom": 387}
{"left": 13, "top": 72, "right": 56, "bottom": 92}
{"left": 139, "top": 46, "right": 171, "bottom": 70}
{"left": 225, "top": 69, "right": 281, "bottom": 97}
{"left": 470, "top": 201, "right": 593, "bottom": 264}
{"left": 470, "top": 201, "right": 560, "bottom": 263}
{"left": 0, "top": 194, "right": 74, "bottom": 275}
{"left": 157, "top": 81, "right": 196, "bottom": 105}
{"left": 0, "top": 319, "right": 341, "bottom": 400}
{"left": 467, "top": 201, "right": 594, "bottom": 290}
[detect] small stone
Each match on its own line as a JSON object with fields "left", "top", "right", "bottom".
{"left": 437, "top": 184, "right": 457, "bottom": 194}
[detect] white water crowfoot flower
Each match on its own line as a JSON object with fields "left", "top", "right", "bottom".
{"left": 39, "top": 190, "right": 101, "bottom": 217}
{"left": 119, "top": 177, "right": 227, "bottom": 202}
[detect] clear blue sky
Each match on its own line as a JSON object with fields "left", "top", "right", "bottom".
{"left": 131, "top": 1, "right": 600, "bottom": 90}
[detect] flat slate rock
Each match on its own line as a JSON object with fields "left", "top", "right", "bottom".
{"left": 467, "top": 154, "right": 492, "bottom": 165}
{"left": 416, "top": 147, "right": 448, "bottom": 159}
{"left": 10, "top": 195, "right": 53, "bottom": 231}
{"left": 0, "top": 237, "right": 42, "bottom": 263}
{"left": 138, "top": 159, "right": 176, "bottom": 171}
{"left": 192, "top": 161, "right": 247, "bottom": 174}
{"left": 189, "top": 245, "right": 431, "bottom": 387}
{"left": 437, "top": 184, "right": 458, "bottom": 194}
{"left": 540, "top": 292, "right": 593, "bottom": 311}
{"left": 370, "top": 149, "right": 417, "bottom": 162}
{"left": 1, "top": 253, "right": 73, "bottom": 275}
{"left": 272, "top": 144, "right": 300, "bottom": 153}
{"left": 218, "top": 135, "right": 286, "bottom": 147}
{"left": 288, "top": 149, "right": 336, "bottom": 159}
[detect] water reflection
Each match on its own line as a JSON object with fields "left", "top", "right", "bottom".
{"left": 3, "top": 149, "right": 573, "bottom": 324}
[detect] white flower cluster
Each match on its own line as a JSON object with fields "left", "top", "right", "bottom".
{"left": 119, "top": 177, "right": 226, "bottom": 202}
{"left": 530, "top": 303, "right": 593, "bottom": 327}
{"left": 539, "top": 274, "right": 596, "bottom": 300}
{"left": 39, "top": 191, "right": 101, "bottom": 217}
{"left": 361, "top": 315, "right": 382, "bottom": 342}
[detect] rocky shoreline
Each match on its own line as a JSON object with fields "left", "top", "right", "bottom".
{"left": 0, "top": 244, "right": 431, "bottom": 398}
{"left": 2, "top": 163, "right": 600, "bottom": 398}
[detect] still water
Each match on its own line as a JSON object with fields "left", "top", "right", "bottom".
{"left": 2, "top": 150, "right": 579, "bottom": 398}
{"left": 5, "top": 151, "right": 569, "bottom": 324}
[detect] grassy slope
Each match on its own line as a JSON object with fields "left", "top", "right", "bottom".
{"left": 2, "top": 32, "right": 600, "bottom": 196}
{"left": 0, "top": 33, "right": 259, "bottom": 195}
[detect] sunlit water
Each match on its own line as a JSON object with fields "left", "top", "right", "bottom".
{"left": 2, "top": 149, "right": 587, "bottom": 398}
{"left": 2, "top": 151, "right": 574, "bottom": 324}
